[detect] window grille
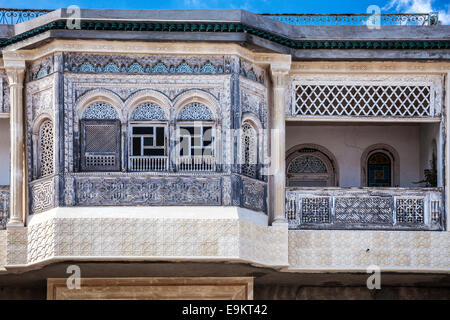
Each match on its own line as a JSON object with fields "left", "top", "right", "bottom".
{"left": 176, "top": 125, "right": 216, "bottom": 171}
{"left": 38, "top": 120, "right": 54, "bottom": 178}
{"left": 129, "top": 125, "right": 168, "bottom": 171}
{"left": 241, "top": 122, "right": 258, "bottom": 178}
{"left": 80, "top": 120, "right": 121, "bottom": 171}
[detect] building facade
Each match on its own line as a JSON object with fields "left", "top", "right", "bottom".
{"left": 0, "top": 8, "right": 449, "bottom": 299}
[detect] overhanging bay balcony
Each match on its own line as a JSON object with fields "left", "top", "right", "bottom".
{"left": 286, "top": 187, "right": 443, "bottom": 231}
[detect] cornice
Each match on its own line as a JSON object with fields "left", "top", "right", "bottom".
{"left": 1, "top": 19, "right": 449, "bottom": 51}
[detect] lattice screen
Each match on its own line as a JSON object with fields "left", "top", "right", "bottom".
{"left": 80, "top": 120, "right": 121, "bottom": 171}
{"left": 292, "top": 77, "right": 441, "bottom": 118}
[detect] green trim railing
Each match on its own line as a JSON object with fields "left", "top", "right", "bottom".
{"left": 261, "top": 13, "right": 439, "bottom": 26}
{"left": 0, "top": 8, "right": 52, "bottom": 25}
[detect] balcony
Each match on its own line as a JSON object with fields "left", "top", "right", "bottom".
{"left": 286, "top": 187, "right": 443, "bottom": 231}
{"left": 0, "top": 186, "right": 9, "bottom": 229}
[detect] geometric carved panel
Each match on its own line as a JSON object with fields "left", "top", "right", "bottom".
{"left": 74, "top": 176, "right": 222, "bottom": 206}
{"left": 30, "top": 178, "right": 55, "bottom": 213}
{"left": 335, "top": 197, "right": 393, "bottom": 225}
{"left": 396, "top": 198, "right": 424, "bottom": 224}
{"left": 241, "top": 177, "right": 266, "bottom": 213}
{"left": 301, "top": 197, "right": 330, "bottom": 223}
{"left": 294, "top": 84, "right": 432, "bottom": 117}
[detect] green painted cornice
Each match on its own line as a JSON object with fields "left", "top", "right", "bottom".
{"left": 1, "top": 20, "right": 449, "bottom": 50}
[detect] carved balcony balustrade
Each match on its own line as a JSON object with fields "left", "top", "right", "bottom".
{"left": 0, "top": 186, "right": 9, "bottom": 229}
{"left": 129, "top": 156, "right": 169, "bottom": 172}
{"left": 286, "top": 187, "right": 443, "bottom": 231}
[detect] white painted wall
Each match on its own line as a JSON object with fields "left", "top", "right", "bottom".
{"left": 286, "top": 124, "right": 422, "bottom": 187}
{"left": 419, "top": 123, "right": 441, "bottom": 187}
{"left": 0, "top": 119, "right": 9, "bottom": 185}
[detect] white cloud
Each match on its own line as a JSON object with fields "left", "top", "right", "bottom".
{"left": 383, "top": 0, "right": 450, "bottom": 24}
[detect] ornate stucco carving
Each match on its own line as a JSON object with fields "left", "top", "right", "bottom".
{"left": 25, "top": 75, "right": 55, "bottom": 182}
{"left": 73, "top": 175, "right": 222, "bottom": 206}
{"left": 0, "top": 72, "right": 9, "bottom": 113}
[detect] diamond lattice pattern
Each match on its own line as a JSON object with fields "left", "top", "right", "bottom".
{"left": 294, "top": 84, "right": 432, "bottom": 117}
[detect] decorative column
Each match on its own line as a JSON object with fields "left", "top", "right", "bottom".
{"left": 270, "top": 62, "right": 290, "bottom": 224}
{"left": 5, "top": 60, "right": 26, "bottom": 226}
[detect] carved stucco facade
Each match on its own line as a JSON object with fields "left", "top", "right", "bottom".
{"left": 0, "top": 41, "right": 449, "bottom": 276}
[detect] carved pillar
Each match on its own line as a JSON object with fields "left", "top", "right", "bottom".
{"left": 5, "top": 61, "right": 26, "bottom": 226}
{"left": 270, "top": 63, "right": 290, "bottom": 224}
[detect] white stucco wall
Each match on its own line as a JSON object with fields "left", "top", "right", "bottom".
{"left": 0, "top": 119, "right": 9, "bottom": 185}
{"left": 419, "top": 123, "right": 441, "bottom": 187}
{"left": 286, "top": 124, "right": 422, "bottom": 187}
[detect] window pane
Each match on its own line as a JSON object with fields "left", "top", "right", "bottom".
{"left": 180, "top": 127, "right": 194, "bottom": 135}
{"left": 203, "top": 148, "right": 213, "bottom": 156}
{"left": 203, "top": 139, "right": 212, "bottom": 147}
{"left": 203, "top": 127, "right": 212, "bottom": 140}
{"left": 144, "top": 148, "right": 165, "bottom": 156}
{"left": 132, "top": 137, "right": 141, "bottom": 156}
{"left": 191, "top": 137, "right": 201, "bottom": 147}
{"left": 133, "top": 127, "right": 153, "bottom": 135}
{"left": 144, "top": 137, "right": 154, "bottom": 146}
{"left": 156, "top": 127, "right": 165, "bottom": 146}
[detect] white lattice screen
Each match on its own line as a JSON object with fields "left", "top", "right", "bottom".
{"left": 292, "top": 76, "right": 442, "bottom": 118}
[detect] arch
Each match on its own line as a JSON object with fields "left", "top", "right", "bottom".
{"left": 81, "top": 102, "right": 119, "bottom": 120}
{"left": 240, "top": 120, "right": 258, "bottom": 178}
{"left": 177, "top": 102, "right": 214, "bottom": 121}
{"left": 286, "top": 143, "right": 339, "bottom": 187}
{"left": 75, "top": 89, "right": 124, "bottom": 123}
{"left": 240, "top": 113, "right": 264, "bottom": 178}
{"left": 360, "top": 143, "right": 400, "bottom": 187}
{"left": 173, "top": 89, "right": 219, "bottom": 120}
{"left": 124, "top": 89, "right": 171, "bottom": 120}
{"left": 37, "top": 119, "right": 54, "bottom": 178}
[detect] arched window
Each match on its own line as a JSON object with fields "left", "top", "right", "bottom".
{"left": 361, "top": 144, "right": 399, "bottom": 187}
{"left": 38, "top": 120, "right": 54, "bottom": 178}
{"left": 286, "top": 146, "right": 337, "bottom": 187}
{"left": 176, "top": 102, "right": 216, "bottom": 171}
{"left": 367, "top": 152, "right": 392, "bottom": 187}
{"left": 128, "top": 103, "right": 168, "bottom": 172}
{"left": 80, "top": 102, "right": 121, "bottom": 171}
{"left": 240, "top": 121, "right": 258, "bottom": 178}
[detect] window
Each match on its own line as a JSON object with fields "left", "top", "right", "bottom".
{"left": 178, "top": 125, "right": 213, "bottom": 157}
{"left": 80, "top": 120, "right": 121, "bottom": 171}
{"left": 38, "top": 120, "right": 54, "bottom": 178}
{"left": 367, "top": 152, "right": 392, "bottom": 187}
{"left": 79, "top": 102, "right": 121, "bottom": 172}
{"left": 360, "top": 144, "right": 399, "bottom": 187}
{"left": 176, "top": 102, "right": 216, "bottom": 171}
{"left": 241, "top": 122, "right": 258, "bottom": 178}
{"left": 286, "top": 147, "right": 337, "bottom": 187}
{"left": 128, "top": 103, "right": 168, "bottom": 171}
{"left": 129, "top": 124, "right": 168, "bottom": 171}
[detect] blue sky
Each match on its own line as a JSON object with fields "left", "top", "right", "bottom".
{"left": 2, "top": 0, "right": 449, "bottom": 23}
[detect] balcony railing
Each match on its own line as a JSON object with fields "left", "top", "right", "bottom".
{"left": 0, "top": 186, "right": 9, "bottom": 229}
{"left": 176, "top": 156, "right": 216, "bottom": 172}
{"left": 261, "top": 13, "right": 439, "bottom": 26}
{"left": 286, "top": 187, "right": 443, "bottom": 230}
{"left": 0, "top": 8, "right": 52, "bottom": 25}
{"left": 130, "top": 156, "right": 169, "bottom": 172}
